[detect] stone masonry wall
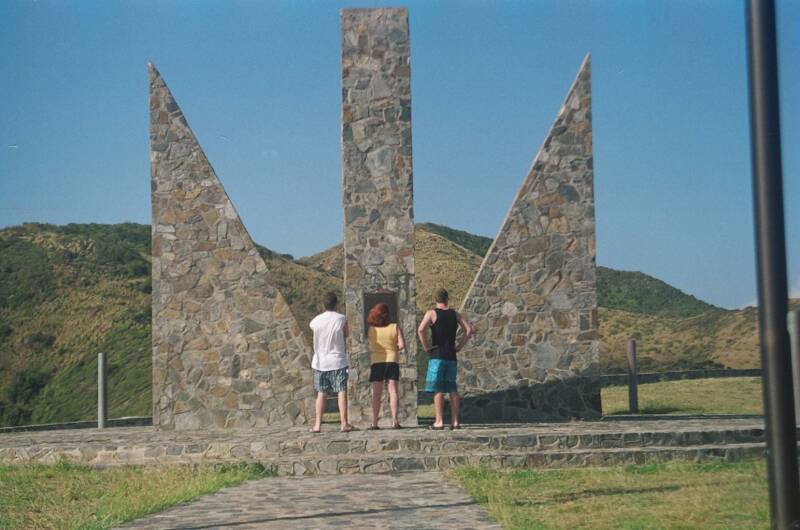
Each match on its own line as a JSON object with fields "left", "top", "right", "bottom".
{"left": 149, "top": 64, "right": 313, "bottom": 430}
{"left": 341, "top": 8, "right": 417, "bottom": 426}
{"left": 458, "top": 56, "right": 601, "bottom": 422}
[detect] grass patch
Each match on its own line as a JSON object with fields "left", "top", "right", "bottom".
{"left": 601, "top": 377, "right": 763, "bottom": 415}
{"left": 0, "top": 460, "right": 272, "bottom": 530}
{"left": 454, "top": 459, "right": 769, "bottom": 529}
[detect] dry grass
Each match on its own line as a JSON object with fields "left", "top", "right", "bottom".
{"left": 414, "top": 229, "right": 483, "bottom": 313}
{"left": 598, "top": 307, "right": 764, "bottom": 373}
{"left": 0, "top": 460, "right": 270, "bottom": 530}
{"left": 601, "top": 377, "right": 763, "bottom": 416}
{"left": 454, "top": 459, "right": 769, "bottom": 529}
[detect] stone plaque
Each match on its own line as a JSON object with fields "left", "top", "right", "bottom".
{"left": 363, "top": 292, "right": 398, "bottom": 334}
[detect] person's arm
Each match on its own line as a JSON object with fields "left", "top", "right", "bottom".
{"left": 417, "top": 310, "right": 433, "bottom": 353}
{"left": 455, "top": 312, "right": 474, "bottom": 353}
{"left": 396, "top": 325, "right": 405, "bottom": 351}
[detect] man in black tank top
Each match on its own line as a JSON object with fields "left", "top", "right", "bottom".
{"left": 418, "top": 288, "right": 474, "bottom": 430}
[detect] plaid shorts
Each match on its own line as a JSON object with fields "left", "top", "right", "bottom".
{"left": 313, "top": 367, "right": 348, "bottom": 394}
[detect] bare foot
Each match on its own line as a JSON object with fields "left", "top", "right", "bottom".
{"left": 309, "top": 426, "right": 321, "bottom": 433}
{"left": 340, "top": 424, "right": 356, "bottom": 433}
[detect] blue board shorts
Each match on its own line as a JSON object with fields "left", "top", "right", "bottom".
{"left": 425, "top": 359, "right": 458, "bottom": 393}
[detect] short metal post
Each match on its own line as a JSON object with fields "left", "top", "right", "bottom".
{"left": 627, "top": 340, "right": 639, "bottom": 414}
{"left": 97, "top": 352, "right": 107, "bottom": 429}
{"left": 790, "top": 311, "right": 800, "bottom": 426}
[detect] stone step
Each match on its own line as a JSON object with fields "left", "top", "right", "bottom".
{"left": 1, "top": 419, "right": 785, "bottom": 469}
{"left": 263, "top": 442, "right": 774, "bottom": 476}
{"left": 274, "top": 426, "right": 770, "bottom": 457}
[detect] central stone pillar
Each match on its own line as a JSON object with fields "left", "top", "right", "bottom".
{"left": 341, "top": 8, "right": 417, "bottom": 426}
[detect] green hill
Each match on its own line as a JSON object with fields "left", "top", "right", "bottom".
{"left": 0, "top": 223, "right": 152, "bottom": 427}
{"left": 597, "top": 266, "right": 721, "bottom": 318}
{"left": 417, "top": 222, "right": 722, "bottom": 319}
{"left": 416, "top": 222, "right": 493, "bottom": 257}
{"left": 0, "top": 221, "right": 769, "bottom": 427}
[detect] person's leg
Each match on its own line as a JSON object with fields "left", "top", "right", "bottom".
{"left": 444, "top": 360, "right": 460, "bottom": 428}
{"left": 449, "top": 392, "right": 460, "bottom": 428}
{"left": 334, "top": 367, "right": 353, "bottom": 431}
{"left": 337, "top": 390, "right": 352, "bottom": 430}
{"left": 433, "top": 392, "right": 445, "bottom": 428}
{"left": 313, "top": 391, "right": 325, "bottom": 431}
{"left": 426, "top": 358, "right": 445, "bottom": 428}
{"left": 371, "top": 381, "right": 383, "bottom": 427}
{"left": 387, "top": 379, "right": 399, "bottom": 427}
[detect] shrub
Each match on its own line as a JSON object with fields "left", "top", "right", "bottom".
{"left": 23, "top": 332, "right": 55, "bottom": 349}
{"left": 6, "top": 368, "right": 51, "bottom": 404}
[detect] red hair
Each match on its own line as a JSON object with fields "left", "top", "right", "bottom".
{"left": 367, "top": 303, "right": 391, "bottom": 327}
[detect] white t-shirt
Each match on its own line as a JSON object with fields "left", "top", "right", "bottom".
{"left": 309, "top": 311, "right": 348, "bottom": 371}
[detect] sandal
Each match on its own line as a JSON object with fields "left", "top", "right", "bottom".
{"left": 340, "top": 424, "right": 357, "bottom": 433}
{"left": 450, "top": 424, "right": 462, "bottom": 430}
{"left": 429, "top": 425, "right": 445, "bottom": 431}
{"left": 392, "top": 424, "right": 402, "bottom": 430}
{"left": 367, "top": 425, "right": 380, "bottom": 431}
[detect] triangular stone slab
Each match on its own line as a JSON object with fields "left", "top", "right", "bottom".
{"left": 149, "top": 64, "right": 313, "bottom": 430}
{"left": 458, "top": 55, "right": 601, "bottom": 421}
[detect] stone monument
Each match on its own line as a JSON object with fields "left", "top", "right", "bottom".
{"left": 149, "top": 64, "right": 313, "bottom": 430}
{"left": 458, "top": 55, "right": 601, "bottom": 421}
{"left": 341, "top": 8, "right": 417, "bottom": 426}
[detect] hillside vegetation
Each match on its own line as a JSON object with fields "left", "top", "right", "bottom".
{"left": 597, "top": 266, "right": 718, "bottom": 318}
{"left": 0, "top": 223, "right": 151, "bottom": 427}
{"left": 416, "top": 222, "right": 493, "bottom": 258}
{"left": 0, "top": 222, "right": 773, "bottom": 427}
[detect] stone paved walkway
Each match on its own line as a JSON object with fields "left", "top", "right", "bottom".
{"left": 115, "top": 471, "right": 501, "bottom": 529}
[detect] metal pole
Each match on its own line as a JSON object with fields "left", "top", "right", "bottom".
{"left": 745, "top": 1, "right": 800, "bottom": 527}
{"left": 790, "top": 311, "right": 800, "bottom": 428}
{"left": 627, "top": 340, "right": 639, "bottom": 414}
{"left": 97, "top": 352, "right": 107, "bottom": 429}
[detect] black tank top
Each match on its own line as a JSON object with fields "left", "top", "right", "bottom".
{"left": 431, "top": 308, "right": 458, "bottom": 361}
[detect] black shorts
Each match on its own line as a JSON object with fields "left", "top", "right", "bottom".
{"left": 369, "top": 362, "right": 400, "bottom": 382}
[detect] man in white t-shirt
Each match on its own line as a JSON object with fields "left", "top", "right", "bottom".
{"left": 309, "top": 292, "right": 354, "bottom": 433}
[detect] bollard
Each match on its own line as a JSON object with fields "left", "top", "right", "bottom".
{"left": 627, "top": 340, "right": 639, "bottom": 414}
{"left": 790, "top": 311, "right": 800, "bottom": 426}
{"left": 97, "top": 352, "right": 107, "bottom": 429}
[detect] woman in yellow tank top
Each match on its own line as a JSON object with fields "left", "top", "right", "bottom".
{"left": 366, "top": 303, "right": 405, "bottom": 429}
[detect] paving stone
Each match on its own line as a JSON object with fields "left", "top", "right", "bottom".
{"left": 1, "top": 417, "right": 787, "bottom": 473}
{"left": 115, "top": 472, "right": 501, "bottom": 529}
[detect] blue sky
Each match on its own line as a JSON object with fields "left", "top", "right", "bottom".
{"left": 0, "top": 0, "right": 798, "bottom": 310}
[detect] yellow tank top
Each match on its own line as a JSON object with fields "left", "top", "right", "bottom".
{"left": 368, "top": 323, "right": 398, "bottom": 364}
